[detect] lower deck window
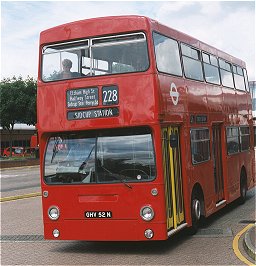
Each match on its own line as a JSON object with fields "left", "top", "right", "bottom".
{"left": 240, "top": 126, "right": 250, "bottom": 151}
{"left": 226, "top": 126, "right": 250, "bottom": 154}
{"left": 44, "top": 128, "right": 156, "bottom": 185}
{"left": 226, "top": 127, "right": 239, "bottom": 154}
{"left": 190, "top": 128, "right": 210, "bottom": 164}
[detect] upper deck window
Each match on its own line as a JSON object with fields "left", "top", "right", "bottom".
{"left": 202, "top": 52, "right": 220, "bottom": 85}
{"left": 41, "top": 32, "right": 149, "bottom": 82}
{"left": 243, "top": 69, "right": 249, "bottom": 92}
{"left": 219, "top": 59, "right": 234, "bottom": 88}
{"left": 181, "top": 44, "right": 204, "bottom": 81}
{"left": 153, "top": 32, "right": 182, "bottom": 76}
{"left": 233, "top": 65, "right": 246, "bottom": 91}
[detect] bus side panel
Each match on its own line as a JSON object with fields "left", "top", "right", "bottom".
{"left": 186, "top": 81, "right": 208, "bottom": 115}
{"left": 157, "top": 75, "right": 186, "bottom": 122}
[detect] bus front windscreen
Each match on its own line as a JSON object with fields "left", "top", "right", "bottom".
{"left": 44, "top": 128, "right": 156, "bottom": 185}
{"left": 42, "top": 32, "right": 149, "bottom": 81}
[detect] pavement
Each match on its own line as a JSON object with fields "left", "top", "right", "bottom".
{"left": 0, "top": 158, "right": 39, "bottom": 168}
{"left": 243, "top": 224, "right": 256, "bottom": 262}
{"left": 1, "top": 156, "right": 255, "bottom": 263}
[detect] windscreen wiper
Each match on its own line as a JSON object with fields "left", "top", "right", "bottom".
{"left": 51, "top": 138, "right": 60, "bottom": 163}
{"left": 78, "top": 145, "right": 95, "bottom": 171}
{"left": 101, "top": 165, "right": 132, "bottom": 189}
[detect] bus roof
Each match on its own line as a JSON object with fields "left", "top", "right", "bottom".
{"left": 40, "top": 15, "right": 245, "bottom": 68}
{"left": 40, "top": 15, "right": 152, "bottom": 43}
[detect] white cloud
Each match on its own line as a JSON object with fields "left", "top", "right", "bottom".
{"left": 157, "top": 1, "right": 194, "bottom": 16}
{"left": 1, "top": 1, "right": 255, "bottom": 80}
{"left": 199, "top": 1, "right": 222, "bottom": 17}
{"left": 1, "top": 1, "right": 141, "bottom": 78}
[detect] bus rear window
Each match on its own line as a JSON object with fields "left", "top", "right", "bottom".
{"left": 41, "top": 32, "right": 149, "bottom": 82}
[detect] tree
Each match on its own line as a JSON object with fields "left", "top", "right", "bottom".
{"left": 0, "top": 76, "right": 37, "bottom": 154}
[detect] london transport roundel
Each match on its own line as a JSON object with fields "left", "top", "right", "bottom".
{"left": 169, "top": 82, "right": 179, "bottom": 106}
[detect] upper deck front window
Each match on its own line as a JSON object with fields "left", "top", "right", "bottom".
{"left": 42, "top": 32, "right": 149, "bottom": 82}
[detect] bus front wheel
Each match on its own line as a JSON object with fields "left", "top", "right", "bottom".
{"left": 189, "top": 191, "right": 202, "bottom": 235}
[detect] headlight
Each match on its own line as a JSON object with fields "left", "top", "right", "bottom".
{"left": 48, "top": 206, "right": 60, "bottom": 220}
{"left": 140, "top": 205, "right": 154, "bottom": 221}
{"left": 53, "top": 229, "right": 60, "bottom": 238}
{"left": 144, "top": 229, "right": 154, "bottom": 239}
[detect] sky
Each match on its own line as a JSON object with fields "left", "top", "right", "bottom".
{"left": 1, "top": 1, "right": 255, "bottom": 81}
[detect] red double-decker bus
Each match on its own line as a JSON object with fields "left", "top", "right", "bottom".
{"left": 38, "top": 16, "right": 254, "bottom": 241}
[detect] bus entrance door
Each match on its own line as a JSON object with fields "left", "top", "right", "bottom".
{"left": 212, "top": 125, "right": 224, "bottom": 204}
{"left": 162, "top": 127, "right": 185, "bottom": 233}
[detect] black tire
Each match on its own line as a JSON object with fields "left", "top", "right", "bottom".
{"left": 238, "top": 171, "right": 247, "bottom": 204}
{"left": 189, "top": 191, "right": 202, "bottom": 235}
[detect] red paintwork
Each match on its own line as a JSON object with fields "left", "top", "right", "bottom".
{"left": 30, "top": 135, "right": 38, "bottom": 149}
{"left": 38, "top": 16, "right": 254, "bottom": 241}
{"left": 37, "top": 74, "right": 158, "bottom": 132}
{"left": 42, "top": 182, "right": 167, "bottom": 241}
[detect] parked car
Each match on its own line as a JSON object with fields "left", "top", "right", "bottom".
{"left": 3, "top": 147, "right": 25, "bottom": 157}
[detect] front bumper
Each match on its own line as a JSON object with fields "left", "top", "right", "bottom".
{"left": 44, "top": 219, "right": 167, "bottom": 241}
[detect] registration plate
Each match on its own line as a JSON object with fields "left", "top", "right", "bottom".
{"left": 85, "top": 211, "right": 112, "bottom": 219}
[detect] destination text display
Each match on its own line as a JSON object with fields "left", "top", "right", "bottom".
{"left": 66, "top": 87, "right": 99, "bottom": 108}
{"left": 67, "top": 107, "right": 119, "bottom": 120}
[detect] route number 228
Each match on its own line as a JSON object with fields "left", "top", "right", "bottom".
{"left": 102, "top": 86, "right": 119, "bottom": 105}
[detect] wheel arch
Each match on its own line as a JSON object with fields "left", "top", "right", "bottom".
{"left": 238, "top": 166, "right": 248, "bottom": 204}
{"left": 240, "top": 166, "right": 247, "bottom": 185}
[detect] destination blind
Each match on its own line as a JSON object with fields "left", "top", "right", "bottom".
{"left": 67, "top": 107, "right": 119, "bottom": 120}
{"left": 66, "top": 87, "right": 99, "bottom": 108}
